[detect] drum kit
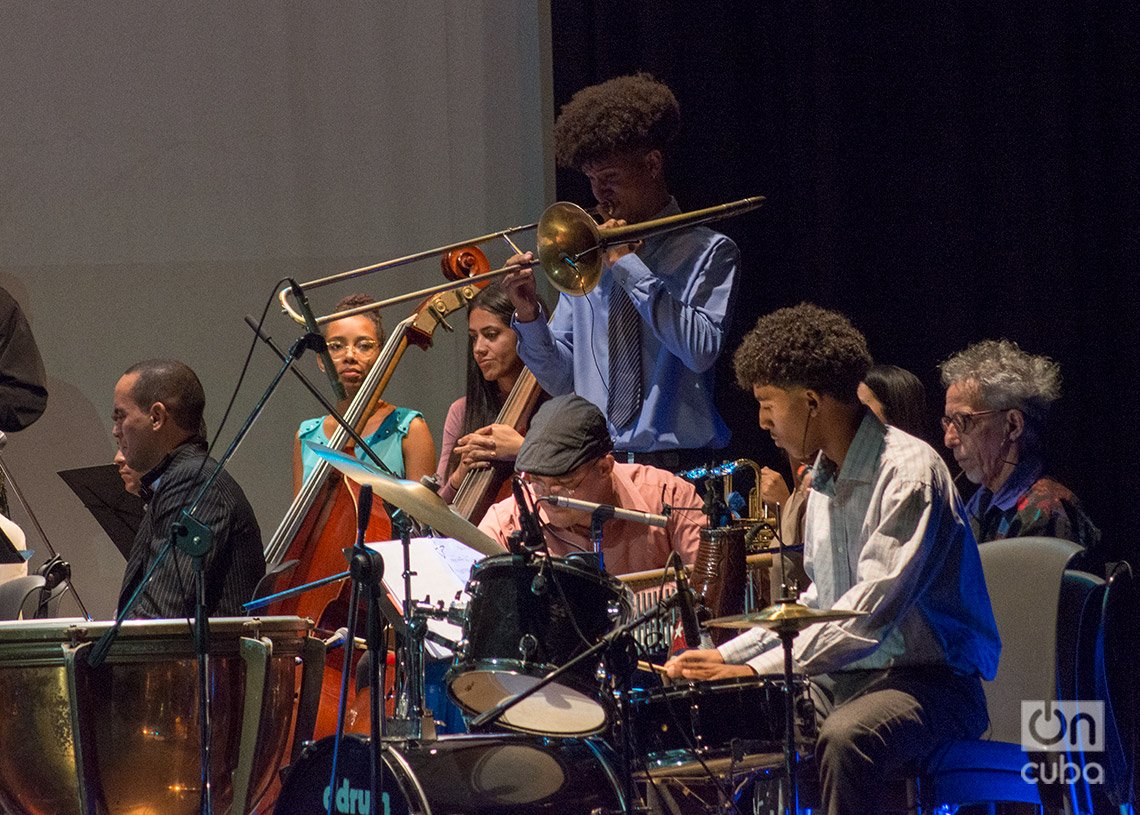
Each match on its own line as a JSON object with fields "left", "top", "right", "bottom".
{"left": 270, "top": 452, "right": 863, "bottom": 815}
{"left": 0, "top": 442, "right": 866, "bottom": 815}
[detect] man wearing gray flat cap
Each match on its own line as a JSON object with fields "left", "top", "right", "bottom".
{"left": 477, "top": 394, "right": 702, "bottom": 575}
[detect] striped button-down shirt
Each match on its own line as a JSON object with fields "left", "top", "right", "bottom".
{"left": 118, "top": 441, "right": 265, "bottom": 619}
{"left": 720, "top": 412, "right": 1000, "bottom": 679}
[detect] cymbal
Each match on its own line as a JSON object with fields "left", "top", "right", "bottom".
{"left": 308, "top": 443, "right": 503, "bottom": 557}
{"left": 705, "top": 602, "right": 866, "bottom": 634}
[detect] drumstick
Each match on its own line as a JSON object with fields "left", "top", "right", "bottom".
{"left": 637, "top": 660, "right": 670, "bottom": 676}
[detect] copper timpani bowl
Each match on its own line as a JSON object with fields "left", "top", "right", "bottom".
{"left": 0, "top": 616, "right": 321, "bottom": 815}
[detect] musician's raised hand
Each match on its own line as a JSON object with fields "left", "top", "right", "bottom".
{"left": 503, "top": 252, "right": 540, "bottom": 322}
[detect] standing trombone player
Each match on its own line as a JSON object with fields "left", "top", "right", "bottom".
{"left": 504, "top": 73, "right": 740, "bottom": 472}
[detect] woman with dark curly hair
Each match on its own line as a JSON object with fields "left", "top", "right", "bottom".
{"left": 667, "top": 302, "right": 1000, "bottom": 815}
{"left": 502, "top": 73, "right": 739, "bottom": 472}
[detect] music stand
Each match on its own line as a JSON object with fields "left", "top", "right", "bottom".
{"left": 58, "top": 464, "right": 145, "bottom": 560}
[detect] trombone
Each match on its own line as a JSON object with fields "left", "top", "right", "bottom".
{"left": 279, "top": 195, "right": 765, "bottom": 327}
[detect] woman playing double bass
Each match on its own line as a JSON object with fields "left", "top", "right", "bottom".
{"left": 292, "top": 293, "right": 436, "bottom": 492}
{"left": 435, "top": 281, "right": 547, "bottom": 518}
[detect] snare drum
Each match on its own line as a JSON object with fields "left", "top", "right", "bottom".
{"left": 628, "top": 675, "right": 816, "bottom": 776}
{"left": 0, "top": 616, "right": 318, "bottom": 815}
{"left": 447, "top": 554, "right": 630, "bottom": 737}
{"left": 275, "top": 733, "right": 624, "bottom": 815}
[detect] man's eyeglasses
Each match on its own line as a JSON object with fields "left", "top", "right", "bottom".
{"left": 521, "top": 464, "right": 593, "bottom": 498}
{"left": 326, "top": 338, "right": 379, "bottom": 357}
{"left": 940, "top": 409, "right": 1008, "bottom": 435}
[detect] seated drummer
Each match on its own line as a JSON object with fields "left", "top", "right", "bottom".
{"left": 112, "top": 359, "right": 265, "bottom": 618}
{"left": 478, "top": 394, "right": 702, "bottom": 574}
{"left": 666, "top": 304, "right": 1000, "bottom": 815}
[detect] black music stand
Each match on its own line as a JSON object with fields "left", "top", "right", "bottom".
{"left": 58, "top": 464, "right": 145, "bottom": 560}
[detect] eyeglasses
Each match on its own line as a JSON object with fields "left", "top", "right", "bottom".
{"left": 940, "top": 409, "right": 1008, "bottom": 435}
{"left": 326, "top": 338, "right": 379, "bottom": 357}
{"left": 521, "top": 463, "right": 594, "bottom": 498}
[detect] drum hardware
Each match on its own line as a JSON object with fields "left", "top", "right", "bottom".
{"left": 304, "top": 444, "right": 500, "bottom": 739}
{"left": 706, "top": 603, "right": 865, "bottom": 815}
{"left": 0, "top": 430, "right": 90, "bottom": 619}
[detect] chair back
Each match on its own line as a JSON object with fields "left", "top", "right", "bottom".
{"left": 0, "top": 575, "right": 48, "bottom": 621}
{"left": 976, "top": 536, "right": 1083, "bottom": 743}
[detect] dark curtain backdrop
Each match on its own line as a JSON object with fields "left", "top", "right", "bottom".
{"left": 551, "top": 2, "right": 1139, "bottom": 561}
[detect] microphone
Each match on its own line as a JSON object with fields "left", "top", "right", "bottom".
{"left": 539, "top": 495, "right": 668, "bottom": 528}
{"left": 511, "top": 476, "right": 545, "bottom": 550}
{"left": 288, "top": 277, "right": 346, "bottom": 401}
{"left": 673, "top": 559, "right": 702, "bottom": 649}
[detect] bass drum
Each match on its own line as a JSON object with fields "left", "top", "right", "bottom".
{"left": 276, "top": 733, "right": 625, "bottom": 815}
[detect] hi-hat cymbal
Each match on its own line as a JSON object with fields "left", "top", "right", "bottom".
{"left": 308, "top": 442, "right": 503, "bottom": 557}
{"left": 705, "top": 602, "right": 866, "bottom": 634}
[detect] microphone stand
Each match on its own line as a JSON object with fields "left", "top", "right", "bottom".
{"left": 288, "top": 278, "right": 347, "bottom": 403}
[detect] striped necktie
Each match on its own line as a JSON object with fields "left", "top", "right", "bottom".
{"left": 607, "top": 284, "right": 642, "bottom": 428}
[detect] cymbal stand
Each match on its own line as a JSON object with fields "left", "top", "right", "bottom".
{"left": 773, "top": 507, "right": 800, "bottom": 815}
{"left": 387, "top": 507, "right": 436, "bottom": 741}
{"left": 325, "top": 484, "right": 390, "bottom": 815}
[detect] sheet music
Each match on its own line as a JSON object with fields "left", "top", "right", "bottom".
{"left": 366, "top": 536, "right": 484, "bottom": 660}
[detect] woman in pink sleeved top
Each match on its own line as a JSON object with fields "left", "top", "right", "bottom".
{"left": 435, "top": 281, "right": 547, "bottom": 516}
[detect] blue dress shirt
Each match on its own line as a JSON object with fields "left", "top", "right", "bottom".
{"left": 512, "top": 198, "right": 738, "bottom": 453}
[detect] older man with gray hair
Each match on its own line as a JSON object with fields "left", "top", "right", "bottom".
{"left": 939, "top": 339, "right": 1099, "bottom": 552}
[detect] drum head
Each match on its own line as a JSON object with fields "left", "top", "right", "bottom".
{"left": 448, "top": 555, "right": 625, "bottom": 737}
{"left": 276, "top": 734, "right": 624, "bottom": 815}
{"left": 448, "top": 667, "right": 608, "bottom": 736}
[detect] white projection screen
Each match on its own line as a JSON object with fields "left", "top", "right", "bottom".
{"left": 0, "top": 3, "right": 553, "bottom": 617}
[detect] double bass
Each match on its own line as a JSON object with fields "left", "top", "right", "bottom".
{"left": 448, "top": 365, "right": 545, "bottom": 524}
{"left": 264, "top": 268, "right": 489, "bottom": 738}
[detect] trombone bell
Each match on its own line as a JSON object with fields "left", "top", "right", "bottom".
{"left": 537, "top": 202, "right": 604, "bottom": 295}
{"left": 537, "top": 196, "right": 767, "bottom": 296}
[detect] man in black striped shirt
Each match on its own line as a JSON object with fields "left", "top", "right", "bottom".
{"left": 113, "top": 359, "right": 264, "bottom": 619}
